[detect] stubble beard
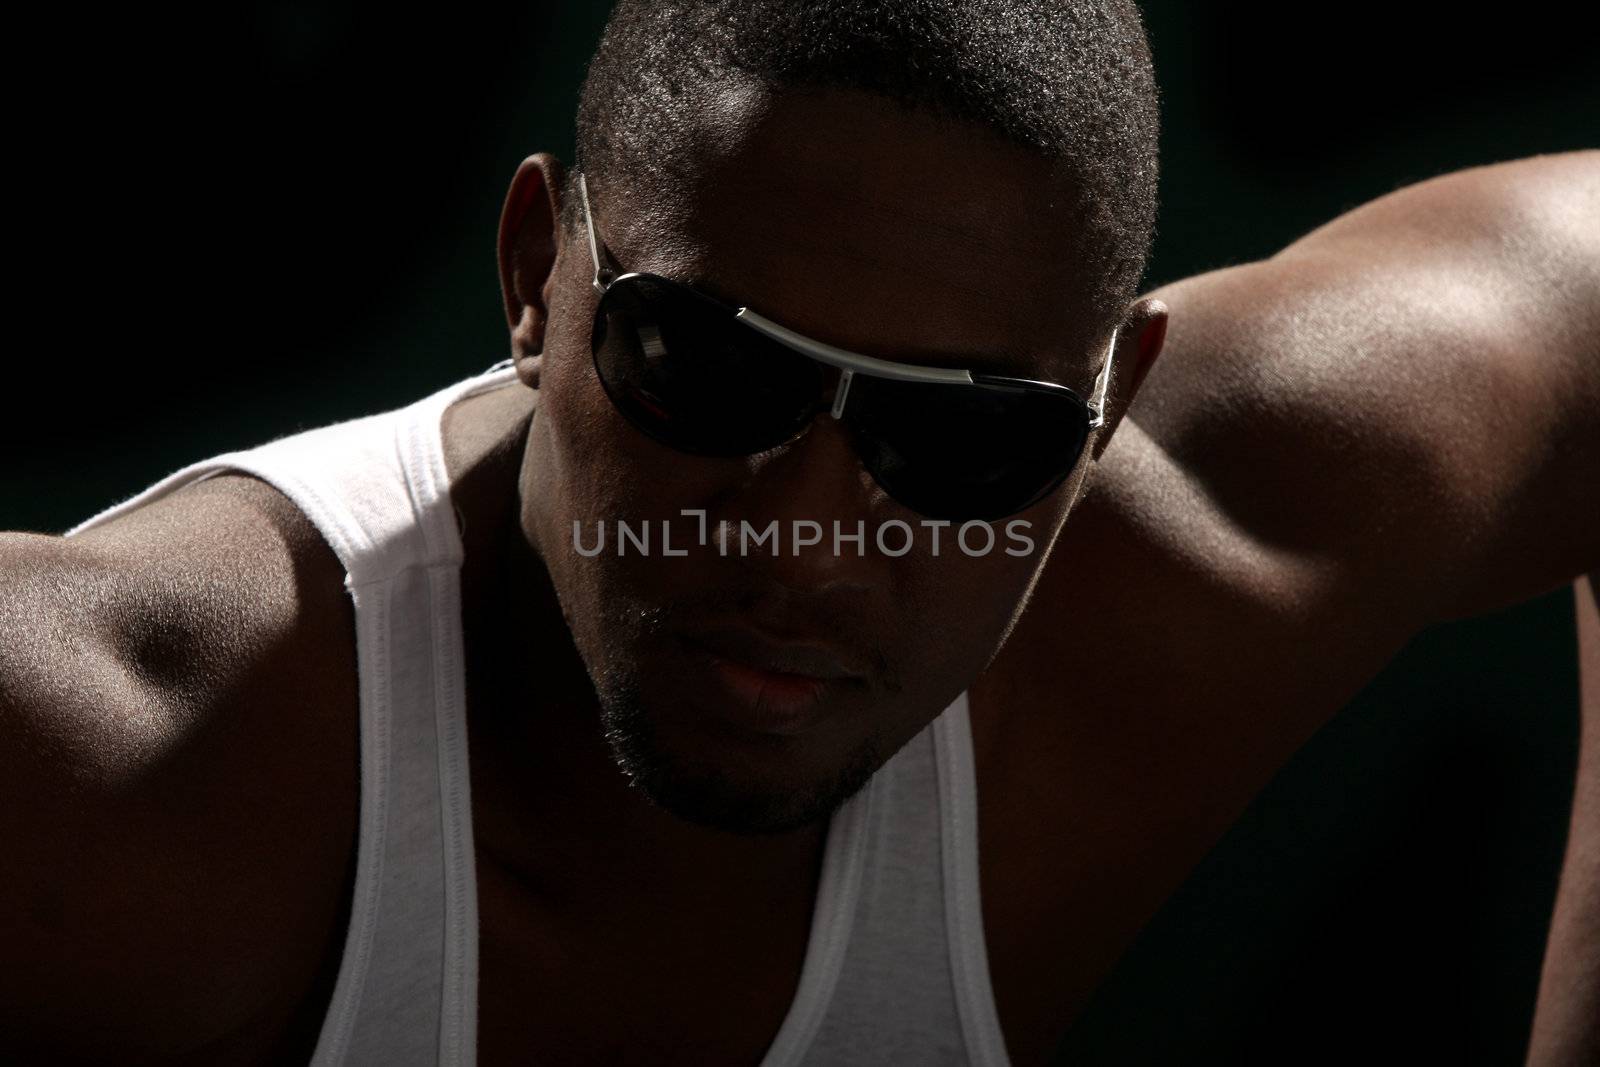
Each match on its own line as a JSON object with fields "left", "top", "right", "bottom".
{"left": 593, "top": 663, "right": 885, "bottom": 836}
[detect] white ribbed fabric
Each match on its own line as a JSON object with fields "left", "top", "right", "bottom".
{"left": 64, "top": 359, "right": 1011, "bottom": 1066}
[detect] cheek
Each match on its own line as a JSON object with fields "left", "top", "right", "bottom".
{"left": 534, "top": 346, "right": 620, "bottom": 510}
{"left": 524, "top": 353, "right": 646, "bottom": 646}
{"left": 525, "top": 350, "right": 730, "bottom": 641}
{"left": 884, "top": 549, "right": 1045, "bottom": 674}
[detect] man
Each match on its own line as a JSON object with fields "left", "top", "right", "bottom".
{"left": 2, "top": 2, "right": 1595, "bottom": 1065}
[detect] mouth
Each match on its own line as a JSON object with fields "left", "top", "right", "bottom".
{"left": 674, "top": 625, "right": 869, "bottom": 737}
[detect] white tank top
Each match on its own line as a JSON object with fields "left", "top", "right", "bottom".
{"left": 64, "top": 360, "right": 1013, "bottom": 1067}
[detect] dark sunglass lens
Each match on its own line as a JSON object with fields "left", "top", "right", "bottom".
{"left": 591, "top": 275, "right": 824, "bottom": 456}
{"left": 845, "top": 376, "right": 1091, "bottom": 521}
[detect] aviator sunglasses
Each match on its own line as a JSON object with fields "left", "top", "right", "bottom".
{"left": 578, "top": 172, "right": 1116, "bottom": 522}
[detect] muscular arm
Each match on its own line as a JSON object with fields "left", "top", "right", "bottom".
{"left": 0, "top": 477, "right": 358, "bottom": 1062}
{"left": 1123, "top": 150, "right": 1599, "bottom": 1059}
{"left": 1127, "top": 150, "right": 1599, "bottom": 621}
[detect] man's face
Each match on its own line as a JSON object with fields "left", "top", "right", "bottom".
{"left": 520, "top": 86, "right": 1114, "bottom": 834}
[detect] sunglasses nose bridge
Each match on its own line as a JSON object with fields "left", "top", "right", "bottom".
{"left": 749, "top": 404, "right": 879, "bottom": 509}
{"left": 827, "top": 369, "right": 855, "bottom": 419}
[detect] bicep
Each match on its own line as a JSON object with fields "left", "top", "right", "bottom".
{"left": 0, "top": 536, "right": 202, "bottom": 1057}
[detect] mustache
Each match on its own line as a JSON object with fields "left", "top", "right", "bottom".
{"left": 637, "top": 579, "right": 896, "bottom": 686}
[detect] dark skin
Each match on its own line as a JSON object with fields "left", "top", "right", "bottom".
{"left": 473, "top": 89, "right": 1172, "bottom": 1064}
{"left": 504, "top": 91, "right": 1155, "bottom": 839}
{"left": 0, "top": 87, "right": 1595, "bottom": 1066}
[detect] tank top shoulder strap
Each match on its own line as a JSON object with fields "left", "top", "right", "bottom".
{"left": 66, "top": 358, "right": 519, "bottom": 1067}
{"left": 64, "top": 359, "right": 520, "bottom": 586}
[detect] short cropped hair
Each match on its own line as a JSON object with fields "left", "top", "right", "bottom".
{"left": 570, "top": 0, "right": 1160, "bottom": 323}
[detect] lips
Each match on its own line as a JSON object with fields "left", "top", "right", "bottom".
{"left": 675, "top": 624, "right": 869, "bottom": 682}
{"left": 674, "top": 624, "right": 869, "bottom": 736}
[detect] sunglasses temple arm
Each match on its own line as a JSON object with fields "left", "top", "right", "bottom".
{"left": 1087, "top": 325, "right": 1119, "bottom": 429}
{"left": 577, "top": 172, "right": 612, "bottom": 296}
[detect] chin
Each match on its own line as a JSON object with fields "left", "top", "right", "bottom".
{"left": 598, "top": 696, "right": 886, "bottom": 836}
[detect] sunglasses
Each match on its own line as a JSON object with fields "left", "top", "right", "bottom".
{"left": 577, "top": 172, "right": 1115, "bottom": 522}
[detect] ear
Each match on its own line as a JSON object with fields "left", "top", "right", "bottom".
{"left": 1089, "top": 296, "right": 1167, "bottom": 460}
{"left": 497, "top": 152, "right": 568, "bottom": 390}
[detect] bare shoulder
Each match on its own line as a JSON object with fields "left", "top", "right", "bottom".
{"left": 0, "top": 473, "right": 358, "bottom": 1061}
{"left": 987, "top": 146, "right": 1600, "bottom": 854}
{"left": 1291, "top": 149, "right": 1598, "bottom": 255}
{"left": 1121, "top": 149, "right": 1599, "bottom": 622}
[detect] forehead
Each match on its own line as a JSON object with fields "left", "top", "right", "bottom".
{"left": 593, "top": 85, "right": 1109, "bottom": 381}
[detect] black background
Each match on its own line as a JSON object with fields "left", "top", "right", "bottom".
{"left": 6, "top": 2, "right": 1596, "bottom": 1063}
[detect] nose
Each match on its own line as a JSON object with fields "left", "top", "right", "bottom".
{"left": 715, "top": 408, "right": 885, "bottom": 596}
